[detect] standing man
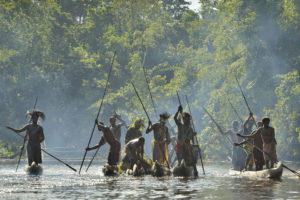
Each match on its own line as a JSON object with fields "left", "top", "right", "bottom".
{"left": 146, "top": 113, "right": 170, "bottom": 165}
{"left": 6, "top": 110, "right": 45, "bottom": 166}
{"left": 238, "top": 117, "right": 276, "bottom": 169}
{"left": 174, "top": 105, "right": 195, "bottom": 166}
{"left": 236, "top": 121, "right": 265, "bottom": 171}
{"left": 86, "top": 120, "right": 120, "bottom": 166}
{"left": 224, "top": 120, "right": 241, "bottom": 170}
{"left": 260, "top": 117, "right": 277, "bottom": 169}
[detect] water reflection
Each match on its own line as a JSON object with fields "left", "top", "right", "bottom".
{"left": 229, "top": 177, "right": 281, "bottom": 200}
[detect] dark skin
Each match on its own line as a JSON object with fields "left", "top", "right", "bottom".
{"left": 174, "top": 105, "right": 195, "bottom": 142}
{"left": 6, "top": 114, "right": 44, "bottom": 145}
{"left": 124, "top": 122, "right": 143, "bottom": 144}
{"left": 146, "top": 119, "right": 170, "bottom": 144}
{"left": 174, "top": 105, "right": 198, "bottom": 176}
{"left": 86, "top": 120, "right": 115, "bottom": 151}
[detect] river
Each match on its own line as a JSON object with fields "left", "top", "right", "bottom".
{"left": 0, "top": 160, "right": 299, "bottom": 199}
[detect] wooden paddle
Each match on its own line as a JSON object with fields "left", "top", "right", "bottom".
{"left": 79, "top": 51, "right": 116, "bottom": 174}
{"left": 132, "top": 82, "right": 170, "bottom": 169}
{"left": 12, "top": 131, "right": 77, "bottom": 172}
{"left": 186, "top": 95, "right": 205, "bottom": 176}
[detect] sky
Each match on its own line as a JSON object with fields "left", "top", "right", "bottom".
{"left": 189, "top": 0, "right": 201, "bottom": 11}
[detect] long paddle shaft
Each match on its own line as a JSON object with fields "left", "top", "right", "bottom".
{"left": 240, "top": 139, "right": 300, "bottom": 177}
{"left": 176, "top": 92, "right": 199, "bottom": 175}
{"left": 234, "top": 76, "right": 257, "bottom": 128}
{"left": 13, "top": 132, "right": 77, "bottom": 172}
{"left": 131, "top": 82, "right": 170, "bottom": 169}
{"left": 185, "top": 95, "right": 205, "bottom": 175}
{"left": 141, "top": 48, "right": 157, "bottom": 116}
{"left": 227, "top": 97, "right": 243, "bottom": 124}
{"left": 202, "top": 106, "right": 233, "bottom": 146}
{"left": 79, "top": 51, "right": 116, "bottom": 174}
{"left": 16, "top": 96, "right": 39, "bottom": 172}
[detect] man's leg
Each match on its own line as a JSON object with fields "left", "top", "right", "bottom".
{"left": 265, "top": 160, "right": 270, "bottom": 169}
{"left": 27, "top": 144, "right": 33, "bottom": 166}
{"left": 108, "top": 141, "right": 120, "bottom": 165}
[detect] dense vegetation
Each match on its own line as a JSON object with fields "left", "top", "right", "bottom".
{"left": 0, "top": 0, "right": 299, "bottom": 161}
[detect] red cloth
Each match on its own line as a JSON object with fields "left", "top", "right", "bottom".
{"left": 108, "top": 140, "right": 121, "bottom": 165}
{"left": 263, "top": 143, "right": 277, "bottom": 161}
{"left": 175, "top": 142, "right": 184, "bottom": 155}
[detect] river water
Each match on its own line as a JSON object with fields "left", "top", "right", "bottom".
{"left": 0, "top": 160, "right": 299, "bottom": 200}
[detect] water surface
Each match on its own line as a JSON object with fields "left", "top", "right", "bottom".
{"left": 0, "top": 161, "right": 299, "bottom": 199}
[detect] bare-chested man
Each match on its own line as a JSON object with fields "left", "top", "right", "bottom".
{"left": 236, "top": 121, "right": 265, "bottom": 171}
{"left": 86, "top": 120, "right": 120, "bottom": 166}
{"left": 109, "top": 114, "right": 126, "bottom": 142}
{"left": 6, "top": 110, "right": 45, "bottom": 166}
{"left": 174, "top": 105, "right": 195, "bottom": 166}
{"left": 146, "top": 113, "right": 170, "bottom": 165}
{"left": 123, "top": 136, "right": 145, "bottom": 168}
{"left": 125, "top": 118, "right": 144, "bottom": 144}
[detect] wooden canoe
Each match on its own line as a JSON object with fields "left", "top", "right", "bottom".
{"left": 229, "top": 162, "right": 283, "bottom": 179}
{"left": 102, "top": 163, "right": 119, "bottom": 176}
{"left": 151, "top": 161, "right": 171, "bottom": 177}
{"left": 25, "top": 162, "right": 43, "bottom": 175}
{"left": 172, "top": 159, "right": 194, "bottom": 177}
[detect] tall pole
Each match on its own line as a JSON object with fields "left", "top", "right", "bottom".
{"left": 185, "top": 95, "right": 205, "bottom": 175}
{"left": 234, "top": 76, "right": 257, "bottom": 128}
{"left": 131, "top": 82, "right": 170, "bottom": 169}
{"left": 141, "top": 47, "right": 157, "bottom": 116}
{"left": 227, "top": 97, "right": 243, "bottom": 124}
{"left": 79, "top": 51, "right": 116, "bottom": 174}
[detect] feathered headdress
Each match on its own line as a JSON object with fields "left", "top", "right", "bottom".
{"left": 26, "top": 110, "right": 45, "bottom": 121}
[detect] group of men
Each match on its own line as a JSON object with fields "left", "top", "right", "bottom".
{"left": 225, "top": 113, "right": 277, "bottom": 171}
{"left": 6, "top": 106, "right": 277, "bottom": 174}
{"left": 86, "top": 104, "right": 198, "bottom": 172}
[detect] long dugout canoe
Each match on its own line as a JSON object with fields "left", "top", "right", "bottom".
{"left": 229, "top": 162, "right": 283, "bottom": 179}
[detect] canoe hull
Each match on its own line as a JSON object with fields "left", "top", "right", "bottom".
{"left": 151, "top": 161, "right": 171, "bottom": 177}
{"left": 102, "top": 164, "right": 119, "bottom": 176}
{"left": 25, "top": 163, "right": 43, "bottom": 175}
{"left": 172, "top": 159, "right": 194, "bottom": 177}
{"left": 229, "top": 162, "right": 283, "bottom": 179}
